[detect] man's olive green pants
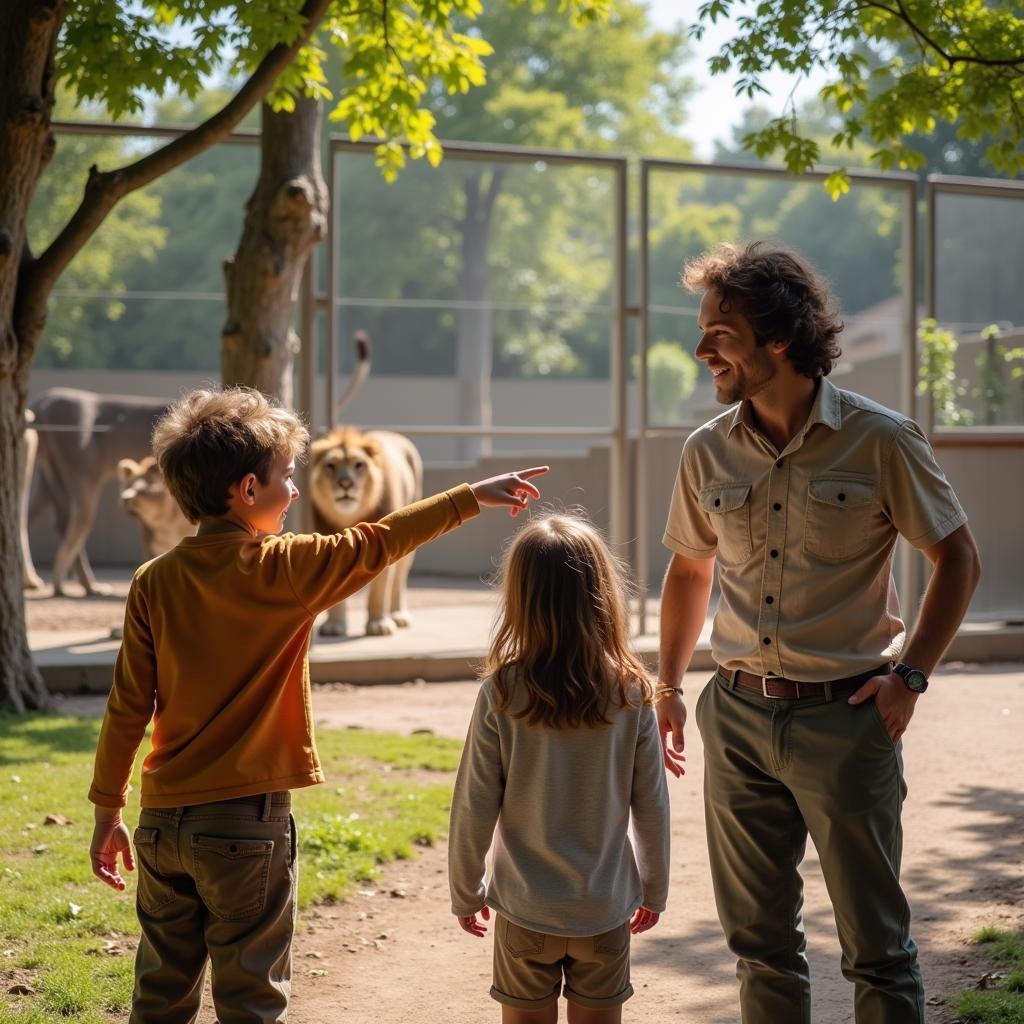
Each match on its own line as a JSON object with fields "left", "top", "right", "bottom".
{"left": 129, "top": 792, "right": 296, "bottom": 1024}
{"left": 695, "top": 670, "right": 925, "bottom": 1024}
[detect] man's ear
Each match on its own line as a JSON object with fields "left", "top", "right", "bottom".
{"left": 768, "top": 338, "right": 791, "bottom": 357}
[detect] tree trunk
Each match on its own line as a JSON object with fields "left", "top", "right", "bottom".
{"left": 455, "top": 169, "right": 504, "bottom": 462}
{"left": 221, "top": 96, "right": 328, "bottom": 404}
{"left": 0, "top": 0, "right": 64, "bottom": 712}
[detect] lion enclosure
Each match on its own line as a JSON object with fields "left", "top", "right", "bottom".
{"left": 22, "top": 124, "right": 1024, "bottom": 630}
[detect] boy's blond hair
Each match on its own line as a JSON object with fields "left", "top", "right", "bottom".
{"left": 153, "top": 388, "right": 309, "bottom": 524}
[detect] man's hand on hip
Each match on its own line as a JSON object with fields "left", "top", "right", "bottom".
{"left": 848, "top": 671, "right": 918, "bottom": 742}
{"left": 656, "top": 692, "right": 687, "bottom": 777}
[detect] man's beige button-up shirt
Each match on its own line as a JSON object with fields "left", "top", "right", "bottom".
{"left": 663, "top": 378, "right": 968, "bottom": 682}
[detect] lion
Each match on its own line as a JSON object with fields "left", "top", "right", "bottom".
{"left": 309, "top": 427, "right": 423, "bottom": 638}
{"left": 117, "top": 456, "right": 195, "bottom": 558}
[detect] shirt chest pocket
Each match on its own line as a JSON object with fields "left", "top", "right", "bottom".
{"left": 804, "top": 475, "right": 877, "bottom": 562}
{"left": 700, "top": 483, "right": 752, "bottom": 567}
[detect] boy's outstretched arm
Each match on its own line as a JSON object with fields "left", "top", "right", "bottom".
{"left": 470, "top": 466, "right": 548, "bottom": 517}
{"left": 90, "top": 807, "right": 135, "bottom": 892}
{"left": 277, "top": 467, "right": 549, "bottom": 616}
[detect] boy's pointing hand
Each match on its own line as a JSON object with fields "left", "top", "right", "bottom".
{"left": 471, "top": 467, "right": 549, "bottom": 517}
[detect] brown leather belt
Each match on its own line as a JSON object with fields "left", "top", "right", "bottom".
{"left": 727, "top": 664, "right": 890, "bottom": 700}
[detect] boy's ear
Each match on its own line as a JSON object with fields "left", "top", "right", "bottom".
{"left": 235, "top": 472, "right": 258, "bottom": 506}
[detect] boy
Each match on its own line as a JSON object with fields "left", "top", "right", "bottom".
{"left": 88, "top": 386, "right": 546, "bottom": 1024}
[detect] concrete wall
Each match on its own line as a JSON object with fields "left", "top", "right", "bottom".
{"left": 26, "top": 370, "right": 1023, "bottom": 621}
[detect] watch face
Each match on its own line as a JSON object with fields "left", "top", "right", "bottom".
{"left": 904, "top": 670, "right": 928, "bottom": 692}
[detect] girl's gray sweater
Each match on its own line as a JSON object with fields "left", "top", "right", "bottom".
{"left": 448, "top": 675, "right": 671, "bottom": 936}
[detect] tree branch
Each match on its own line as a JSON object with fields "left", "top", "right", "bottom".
{"left": 859, "top": 0, "right": 1024, "bottom": 69}
{"left": 24, "top": 0, "right": 333, "bottom": 307}
{"left": 381, "top": 0, "right": 411, "bottom": 76}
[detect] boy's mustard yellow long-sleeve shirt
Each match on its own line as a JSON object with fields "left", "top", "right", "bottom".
{"left": 89, "top": 485, "right": 479, "bottom": 810}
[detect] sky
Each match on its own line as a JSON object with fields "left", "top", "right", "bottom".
{"left": 645, "top": 0, "right": 830, "bottom": 160}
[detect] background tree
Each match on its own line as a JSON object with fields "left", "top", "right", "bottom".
{"left": 693, "top": 0, "right": 1024, "bottom": 193}
{"left": 419, "top": 0, "right": 692, "bottom": 456}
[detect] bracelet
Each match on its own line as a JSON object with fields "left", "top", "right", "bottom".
{"left": 655, "top": 686, "right": 685, "bottom": 700}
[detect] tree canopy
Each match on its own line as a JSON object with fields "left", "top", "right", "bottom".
{"left": 694, "top": 0, "right": 1024, "bottom": 196}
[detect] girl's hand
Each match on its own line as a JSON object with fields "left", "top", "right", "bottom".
{"left": 470, "top": 467, "right": 548, "bottom": 517}
{"left": 629, "top": 907, "right": 660, "bottom": 934}
{"left": 456, "top": 904, "right": 490, "bottom": 937}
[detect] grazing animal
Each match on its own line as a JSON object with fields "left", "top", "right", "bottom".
{"left": 309, "top": 427, "right": 423, "bottom": 637}
{"left": 117, "top": 456, "right": 195, "bottom": 558}
{"left": 23, "top": 388, "right": 170, "bottom": 595}
{"left": 20, "top": 409, "right": 45, "bottom": 590}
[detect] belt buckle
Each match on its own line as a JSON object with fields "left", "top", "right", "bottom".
{"left": 761, "top": 675, "right": 781, "bottom": 699}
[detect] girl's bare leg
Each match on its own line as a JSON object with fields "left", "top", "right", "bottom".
{"left": 566, "top": 1002, "right": 622, "bottom": 1024}
{"left": 502, "top": 1003, "right": 558, "bottom": 1024}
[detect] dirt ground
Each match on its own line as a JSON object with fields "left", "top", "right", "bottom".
{"left": 58, "top": 662, "right": 1024, "bottom": 1024}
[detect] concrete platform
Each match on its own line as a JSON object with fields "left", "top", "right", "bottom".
{"left": 27, "top": 578, "right": 1024, "bottom": 693}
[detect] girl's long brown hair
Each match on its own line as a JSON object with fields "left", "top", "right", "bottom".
{"left": 486, "top": 512, "right": 652, "bottom": 729}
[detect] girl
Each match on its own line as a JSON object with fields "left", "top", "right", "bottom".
{"left": 449, "top": 513, "right": 671, "bottom": 1024}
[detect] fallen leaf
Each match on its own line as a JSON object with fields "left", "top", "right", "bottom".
{"left": 976, "top": 971, "right": 1005, "bottom": 990}
{"left": 8, "top": 984, "right": 35, "bottom": 996}
{"left": 305, "top": 951, "right": 323, "bottom": 959}
{"left": 307, "top": 968, "right": 327, "bottom": 977}
{"left": 32, "top": 845, "right": 48, "bottom": 855}
{"left": 68, "top": 902, "right": 82, "bottom": 918}
{"left": 10, "top": 775, "right": 21, "bottom": 784}
{"left": 44, "top": 814, "right": 73, "bottom": 827}
{"left": 389, "top": 888, "right": 407, "bottom": 899}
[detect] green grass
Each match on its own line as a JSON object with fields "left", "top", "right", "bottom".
{"left": 0, "top": 712, "right": 461, "bottom": 1023}
{"left": 953, "top": 927, "right": 1024, "bottom": 1023}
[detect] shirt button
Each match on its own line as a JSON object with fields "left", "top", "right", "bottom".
{"left": 714, "top": 498, "right": 721, "bottom": 507}
{"left": 838, "top": 492, "right": 846, "bottom": 502}
{"left": 765, "top": 596, "right": 774, "bottom": 604}
{"left": 762, "top": 637, "right": 772, "bottom": 645}
{"left": 773, "top": 502, "right": 782, "bottom": 511}
{"left": 770, "top": 549, "right": 779, "bottom": 558}
{"left": 775, "top": 459, "right": 783, "bottom": 468}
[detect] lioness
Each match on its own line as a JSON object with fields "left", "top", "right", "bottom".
{"left": 24, "top": 388, "right": 170, "bottom": 595}
{"left": 117, "top": 456, "right": 195, "bottom": 557}
{"left": 309, "top": 427, "right": 423, "bottom": 637}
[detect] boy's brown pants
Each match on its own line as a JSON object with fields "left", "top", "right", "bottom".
{"left": 130, "top": 792, "right": 296, "bottom": 1024}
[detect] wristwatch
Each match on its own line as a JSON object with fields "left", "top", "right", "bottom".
{"left": 893, "top": 662, "right": 929, "bottom": 693}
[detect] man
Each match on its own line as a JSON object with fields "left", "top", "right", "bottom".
{"left": 657, "top": 242, "right": 980, "bottom": 1024}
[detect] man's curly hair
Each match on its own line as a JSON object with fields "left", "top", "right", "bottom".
{"left": 682, "top": 241, "right": 843, "bottom": 379}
